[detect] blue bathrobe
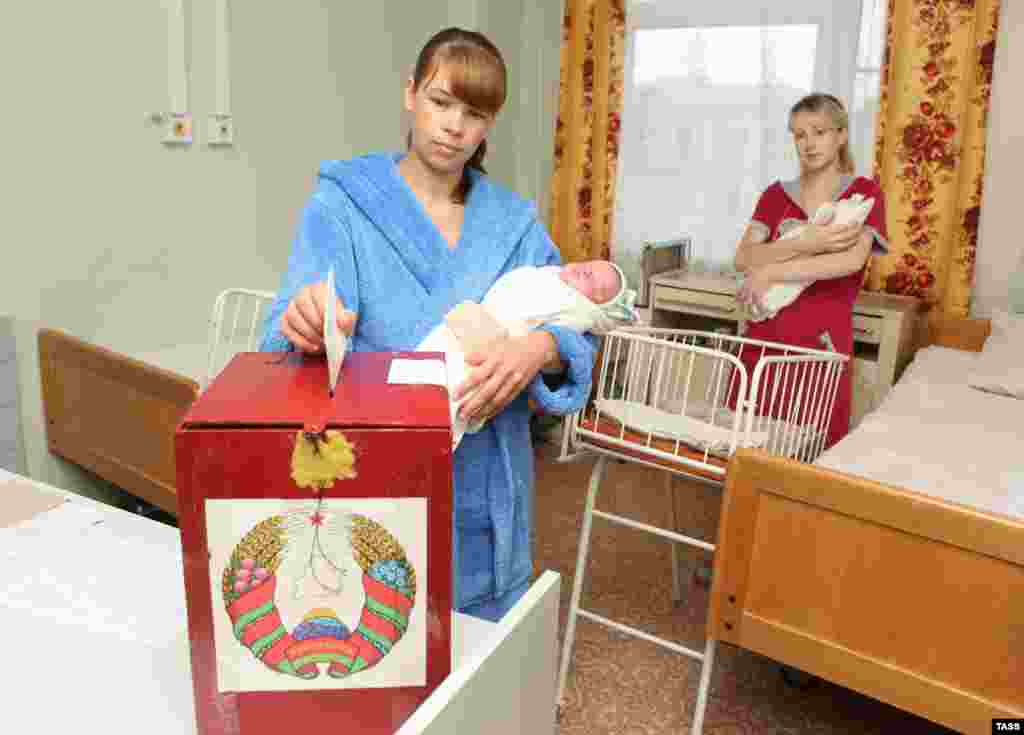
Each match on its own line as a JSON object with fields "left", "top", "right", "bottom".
{"left": 261, "top": 152, "right": 596, "bottom": 620}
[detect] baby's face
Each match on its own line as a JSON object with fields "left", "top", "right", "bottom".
{"left": 559, "top": 261, "right": 621, "bottom": 304}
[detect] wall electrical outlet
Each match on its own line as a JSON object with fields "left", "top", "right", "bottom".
{"left": 162, "top": 113, "right": 193, "bottom": 146}
{"left": 207, "top": 114, "right": 234, "bottom": 146}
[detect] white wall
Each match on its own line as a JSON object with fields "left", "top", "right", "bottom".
{"left": 0, "top": 0, "right": 563, "bottom": 503}
{"left": 474, "top": 0, "right": 525, "bottom": 190}
{"left": 517, "top": 0, "right": 566, "bottom": 224}
{"left": 0, "top": 317, "right": 22, "bottom": 474}
{"left": 457, "top": 0, "right": 564, "bottom": 215}
{"left": 973, "top": 0, "right": 1023, "bottom": 317}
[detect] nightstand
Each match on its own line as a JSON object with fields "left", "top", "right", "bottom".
{"left": 648, "top": 269, "right": 924, "bottom": 429}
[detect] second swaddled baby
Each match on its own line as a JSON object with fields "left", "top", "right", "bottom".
{"left": 743, "top": 193, "right": 875, "bottom": 323}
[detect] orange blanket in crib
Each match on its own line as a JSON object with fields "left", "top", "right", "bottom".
{"left": 577, "top": 414, "right": 728, "bottom": 482}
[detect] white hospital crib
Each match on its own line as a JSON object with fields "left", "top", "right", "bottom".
{"left": 556, "top": 327, "right": 848, "bottom": 734}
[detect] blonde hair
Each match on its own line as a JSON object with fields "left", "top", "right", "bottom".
{"left": 789, "top": 93, "right": 855, "bottom": 175}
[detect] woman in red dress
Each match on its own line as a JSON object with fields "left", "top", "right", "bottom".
{"left": 733, "top": 93, "right": 889, "bottom": 450}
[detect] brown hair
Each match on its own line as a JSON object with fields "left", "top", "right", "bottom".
{"left": 408, "top": 28, "right": 507, "bottom": 204}
{"left": 789, "top": 93, "right": 855, "bottom": 175}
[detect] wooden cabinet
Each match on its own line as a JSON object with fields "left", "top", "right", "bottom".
{"left": 647, "top": 270, "right": 923, "bottom": 429}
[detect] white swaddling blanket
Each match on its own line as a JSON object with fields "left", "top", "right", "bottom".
{"left": 478, "top": 265, "right": 612, "bottom": 335}
{"left": 418, "top": 266, "right": 614, "bottom": 450}
{"left": 746, "top": 194, "right": 875, "bottom": 322}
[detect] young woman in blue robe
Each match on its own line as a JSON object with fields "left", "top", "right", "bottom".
{"left": 260, "top": 28, "right": 597, "bottom": 621}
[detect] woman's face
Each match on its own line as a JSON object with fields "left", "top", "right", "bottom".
{"left": 405, "top": 63, "right": 496, "bottom": 177}
{"left": 790, "top": 110, "right": 847, "bottom": 174}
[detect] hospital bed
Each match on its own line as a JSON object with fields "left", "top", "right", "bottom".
{"left": 707, "top": 316, "right": 1023, "bottom": 734}
{"left": 37, "top": 289, "right": 272, "bottom": 515}
{"left": 38, "top": 329, "right": 201, "bottom": 514}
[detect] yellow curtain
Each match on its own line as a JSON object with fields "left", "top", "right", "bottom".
{"left": 548, "top": 0, "right": 626, "bottom": 264}
{"left": 867, "top": 0, "right": 1002, "bottom": 318}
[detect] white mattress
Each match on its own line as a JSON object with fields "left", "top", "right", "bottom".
{"left": 596, "top": 399, "right": 763, "bottom": 457}
{"left": 595, "top": 398, "right": 822, "bottom": 460}
{"left": 1, "top": 469, "right": 501, "bottom": 735}
{"left": 816, "top": 346, "right": 1024, "bottom": 521}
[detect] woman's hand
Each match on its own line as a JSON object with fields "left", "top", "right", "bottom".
{"left": 454, "top": 331, "right": 558, "bottom": 424}
{"left": 736, "top": 269, "right": 775, "bottom": 309}
{"left": 280, "top": 280, "right": 357, "bottom": 353}
{"left": 799, "top": 223, "right": 863, "bottom": 255}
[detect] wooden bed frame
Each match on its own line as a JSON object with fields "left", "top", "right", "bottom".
{"left": 707, "top": 316, "right": 1022, "bottom": 734}
{"left": 38, "top": 329, "right": 199, "bottom": 514}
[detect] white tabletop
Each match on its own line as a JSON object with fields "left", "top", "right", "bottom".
{"left": 0, "top": 469, "right": 495, "bottom": 734}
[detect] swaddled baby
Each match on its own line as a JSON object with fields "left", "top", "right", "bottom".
{"left": 744, "top": 194, "right": 875, "bottom": 322}
{"left": 417, "top": 260, "right": 638, "bottom": 449}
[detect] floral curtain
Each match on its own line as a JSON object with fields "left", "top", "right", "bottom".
{"left": 866, "top": 0, "right": 1001, "bottom": 318}
{"left": 548, "top": 0, "right": 626, "bottom": 264}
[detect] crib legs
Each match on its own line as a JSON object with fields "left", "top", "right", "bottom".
{"left": 671, "top": 542, "right": 685, "bottom": 603}
{"left": 556, "top": 454, "right": 607, "bottom": 708}
{"left": 556, "top": 412, "right": 589, "bottom": 463}
{"left": 556, "top": 454, "right": 719, "bottom": 734}
{"left": 691, "top": 638, "right": 718, "bottom": 734}
{"left": 669, "top": 472, "right": 684, "bottom": 603}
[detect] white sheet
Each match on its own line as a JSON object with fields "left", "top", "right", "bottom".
{"left": 0, "top": 469, "right": 501, "bottom": 734}
{"left": 816, "top": 346, "right": 1024, "bottom": 521}
{"left": 388, "top": 358, "right": 447, "bottom": 387}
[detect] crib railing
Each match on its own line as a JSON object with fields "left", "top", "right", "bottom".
{"left": 569, "top": 327, "right": 848, "bottom": 477}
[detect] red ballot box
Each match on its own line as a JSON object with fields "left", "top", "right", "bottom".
{"left": 175, "top": 351, "right": 452, "bottom": 735}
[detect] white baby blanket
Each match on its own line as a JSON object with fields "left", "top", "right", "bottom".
{"left": 477, "top": 266, "right": 602, "bottom": 335}
{"left": 419, "top": 266, "right": 616, "bottom": 450}
{"left": 745, "top": 194, "right": 875, "bottom": 322}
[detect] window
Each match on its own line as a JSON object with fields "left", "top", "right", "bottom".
{"left": 851, "top": 0, "right": 887, "bottom": 176}
{"left": 613, "top": 2, "right": 888, "bottom": 290}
